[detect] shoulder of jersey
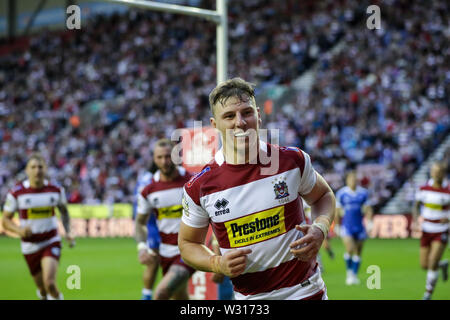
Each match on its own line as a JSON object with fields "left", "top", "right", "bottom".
{"left": 278, "top": 145, "right": 304, "bottom": 158}
{"left": 11, "top": 181, "right": 25, "bottom": 193}
{"left": 185, "top": 161, "right": 218, "bottom": 189}
{"left": 140, "top": 178, "right": 156, "bottom": 194}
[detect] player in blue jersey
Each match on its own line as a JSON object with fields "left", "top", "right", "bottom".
{"left": 335, "top": 171, "right": 373, "bottom": 285}
{"left": 133, "top": 171, "right": 161, "bottom": 300}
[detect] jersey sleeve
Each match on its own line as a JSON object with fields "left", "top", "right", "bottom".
{"left": 298, "top": 150, "right": 317, "bottom": 196}
{"left": 3, "top": 193, "right": 17, "bottom": 213}
{"left": 415, "top": 187, "right": 424, "bottom": 203}
{"left": 137, "top": 192, "right": 152, "bottom": 215}
{"left": 181, "top": 188, "right": 209, "bottom": 228}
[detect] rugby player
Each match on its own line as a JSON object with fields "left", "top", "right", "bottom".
{"left": 178, "top": 78, "right": 336, "bottom": 300}
{"left": 413, "top": 161, "right": 449, "bottom": 300}
{"left": 135, "top": 139, "right": 195, "bottom": 300}
{"left": 335, "top": 170, "right": 373, "bottom": 285}
{"left": 2, "top": 153, "right": 74, "bottom": 300}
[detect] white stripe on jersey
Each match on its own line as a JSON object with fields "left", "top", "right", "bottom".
{"left": 16, "top": 192, "right": 64, "bottom": 209}
{"left": 157, "top": 219, "right": 181, "bottom": 235}
{"left": 159, "top": 243, "right": 180, "bottom": 258}
{"left": 234, "top": 269, "right": 326, "bottom": 300}
{"left": 21, "top": 235, "right": 61, "bottom": 255}
{"left": 20, "top": 217, "right": 58, "bottom": 234}
{"left": 422, "top": 221, "right": 448, "bottom": 233}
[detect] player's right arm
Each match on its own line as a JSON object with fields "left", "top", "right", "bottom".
{"left": 179, "top": 189, "right": 251, "bottom": 278}
{"left": 135, "top": 192, "right": 157, "bottom": 265}
{"left": 2, "top": 193, "right": 31, "bottom": 238}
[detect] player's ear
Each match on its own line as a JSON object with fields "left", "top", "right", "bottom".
{"left": 210, "top": 117, "right": 217, "bottom": 129}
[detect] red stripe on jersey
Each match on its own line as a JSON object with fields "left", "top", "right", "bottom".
{"left": 19, "top": 209, "right": 28, "bottom": 220}
{"left": 424, "top": 218, "right": 446, "bottom": 224}
{"left": 184, "top": 145, "right": 307, "bottom": 204}
{"left": 232, "top": 259, "right": 317, "bottom": 296}
{"left": 12, "top": 184, "right": 62, "bottom": 198}
{"left": 22, "top": 229, "right": 57, "bottom": 243}
{"left": 419, "top": 185, "right": 450, "bottom": 194}
{"left": 211, "top": 197, "right": 305, "bottom": 249}
{"left": 141, "top": 173, "right": 192, "bottom": 198}
{"left": 159, "top": 232, "right": 178, "bottom": 245}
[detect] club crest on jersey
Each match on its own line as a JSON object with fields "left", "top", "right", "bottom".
{"left": 272, "top": 177, "right": 289, "bottom": 200}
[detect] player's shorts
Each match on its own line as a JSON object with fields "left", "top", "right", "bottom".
{"left": 147, "top": 214, "right": 161, "bottom": 250}
{"left": 160, "top": 254, "right": 196, "bottom": 276}
{"left": 23, "top": 241, "right": 61, "bottom": 276}
{"left": 341, "top": 225, "right": 367, "bottom": 241}
{"left": 420, "top": 230, "right": 449, "bottom": 247}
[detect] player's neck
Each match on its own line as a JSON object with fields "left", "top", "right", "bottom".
{"left": 29, "top": 179, "right": 44, "bottom": 189}
{"left": 222, "top": 141, "right": 259, "bottom": 165}
{"left": 160, "top": 170, "right": 179, "bottom": 182}
{"left": 431, "top": 180, "right": 443, "bottom": 189}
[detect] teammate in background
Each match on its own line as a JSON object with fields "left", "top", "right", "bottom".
{"left": 413, "top": 161, "right": 449, "bottom": 300}
{"left": 135, "top": 139, "right": 195, "bottom": 300}
{"left": 178, "top": 78, "right": 336, "bottom": 300}
{"left": 2, "top": 153, "right": 75, "bottom": 300}
{"left": 133, "top": 170, "right": 161, "bottom": 300}
{"left": 335, "top": 170, "right": 373, "bottom": 286}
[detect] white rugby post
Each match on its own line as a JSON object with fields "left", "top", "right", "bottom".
{"left": 104, "top": 0, "right": 228, "bottom": 84}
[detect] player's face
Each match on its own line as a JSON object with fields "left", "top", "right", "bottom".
{"left": 153, "top": 145, "right": 175, "bottom": 176}
{"left": 210, "top": 95, "right": 261, "bottom": 155}
{"left": 346, "top": 172, "right": 357, "bottom": 189}
{"left": 26, "top": 159, "right": 46, "bottom": 184}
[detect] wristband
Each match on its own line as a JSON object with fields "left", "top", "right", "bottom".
{"left": 312, "top": 222, "right": 329, "bottom": 238}
{"left": 210, "top": 255, "right": 222, "bottom": 274}
{"left": 312, "top": 215, "right": 331, "bottom": 238}
{"left": 137, "top": 242, "right": 148, "bottom": 252}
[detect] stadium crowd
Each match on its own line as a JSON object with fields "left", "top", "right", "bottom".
{"left": 0, "top": 0, "right": 448, "bottom": 212}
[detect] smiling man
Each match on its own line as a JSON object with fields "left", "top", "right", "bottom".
{"left": 178, "top": 78, "right": 336, "bottom": 300}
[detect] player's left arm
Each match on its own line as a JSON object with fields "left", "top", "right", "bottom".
{"left": 290, "top": 172, "right": 336, "bottom": 261}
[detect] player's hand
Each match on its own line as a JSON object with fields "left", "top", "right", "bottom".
{"left": 138, "top": 248, "right": 159, "bottom": 265}
{"left": 365, "top": 220, "right": 374, "bottom": 234}
{"left": 66, "top": 234, "right": 76, "bottom": 248}
{"left": 411, "top": 220, "right": 420, "bottom": 233}
{"left": 290, "top": 224, "right": 324, "bottom": 262}
{"left": 19, "top": 226, "right": 32, "bottom": 239}
{"left": 212, "top": 249, "right": 252, "bottom": 278}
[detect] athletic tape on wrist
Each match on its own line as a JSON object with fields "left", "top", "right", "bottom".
{"left": 210, "top": 255, "right": 221, "bottom": 274}
{"left": 312, "top": 215, "right": 331, "bottom": 237}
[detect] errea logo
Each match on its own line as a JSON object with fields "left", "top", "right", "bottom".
{"left": 214, "top": 198, "right": 229, "bottom": 216}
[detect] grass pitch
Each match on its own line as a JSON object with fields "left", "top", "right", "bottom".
{"left": 0, "top": 237, "right": 448, "bottom": 300}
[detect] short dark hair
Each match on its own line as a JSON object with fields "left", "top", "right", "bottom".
{"left": 209, "top": 77, "right": 256, "bottom": 117}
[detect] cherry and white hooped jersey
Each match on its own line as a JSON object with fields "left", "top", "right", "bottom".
{"left": 182, "top": 141, "right": 326, "bottom": 300}
{"left": 137, "top": 167, "right": 192, "bottom": 258}
{"left": 3, "top": 179, "right": 66, "bottom": 255}
{"left": 415, "top": 184, "right": 450, "bottom": 233}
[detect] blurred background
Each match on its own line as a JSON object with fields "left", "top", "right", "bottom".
{"left": 0, "top": 0, "right": 448, "bottom": 299}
